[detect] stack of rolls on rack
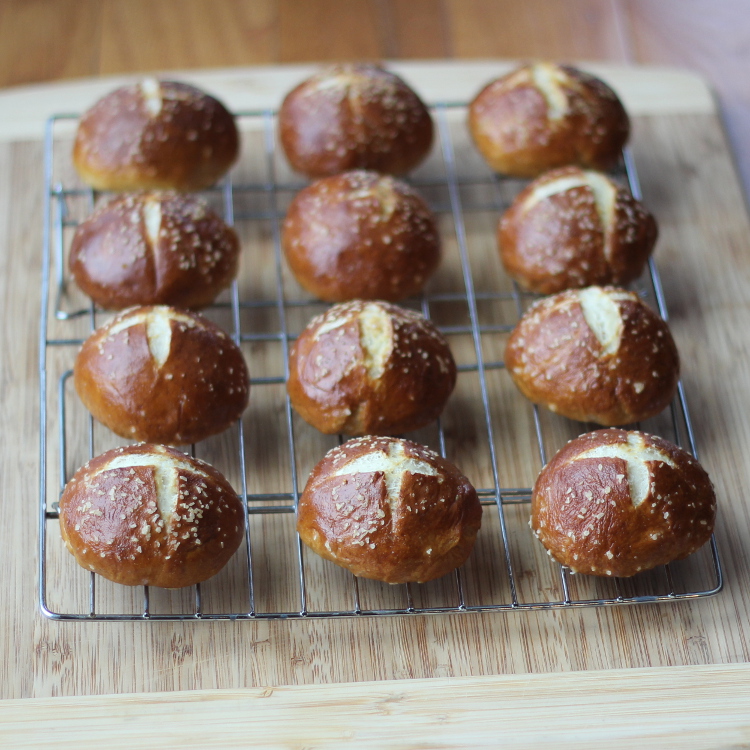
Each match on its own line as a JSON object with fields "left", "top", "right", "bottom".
{"left": 468, "top": 62, "right": 630, "bottom": 177}
{"left": 58, "top": 444, "right": 246, "bottom": 588}
{"left": 61, "top": 79, "right": 249, "bottom": 588}
{"left": 504, "top": 286, "right": 680, "bottom": 426}
{"left": 287, "top": 300, "right": 456, "bottom": 437}
{"left": 277, "top": 65, "right": 485, "bottom": 583}
{"left": 530, "top": 429, "right": 716, "bottom": 578}
{"left": 469, "top": 63, "right": 658, "bottom": 295}
{"left": 59, "top": 64, "right": 717, "bottom": 591}
{"left": 278, "top": 63, "right": 434, "bottom": 178}
{"left": 70, "top": 77, "right": 242, "bottom": 308}
{"left": 497, "top": 166, "right": 658, "bottom": 294}
{"left": 281, "top": 169, "right": 441, "bottom": 303}
{"left": 63, "top": 304, "right": 251, "bottom": 587}
{"left": 73, "top": 78, "right": 240, "bottom": 192}
{"left": 69, "top": 78, "right": 248, "bottom": 438}
{"left": 278, "top": 68, "right": 455, "bottom": 441}
{"left": 278, "top": 65, "right": 440, "bottom": 305}
{"left": 480, "top": 64, "right": 676, "bottom": 427}
{"left": 467, "top": 62, "right": 718, "bottom": 578}
{"left": 297, "top": 437, "right": 482, "bottom": 584}
{"left": 69, "top": 191, "right": 241, "bottom": 310}
{"left": 73, "top": 306, "right": 250, "bottom": 445}
{"left": 501, "top": 285, "right": 721, "bottom": 575}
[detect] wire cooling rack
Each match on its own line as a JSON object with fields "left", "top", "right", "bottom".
{"left": 39, "top": 103, "right": 723, "bottom": 621}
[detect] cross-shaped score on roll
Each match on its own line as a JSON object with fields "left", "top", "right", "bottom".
{"left": 140, "top": 78, "right": 163, "bottom": 116}
{"left": 530, "top": 63, "right": 571, "bottom": 121}
{"left": 333, "top": 442, "right": 438, "bottom": 504}
{"left": 308, "top": 68, "right": 376, "bottom": 121}
{"left": 577, "top": 287, "right": 633, "bottom": 356}
{"left": 105, "top": 448, "right": 211, "bottom": 521}
{"left": 142, "top": 196, "right": 162, "bottom": 249}
{"left": 313, "top": 303, "right": 392, "bottom": 379}
{"left": 528, "top": 63, "right": 594, "bottom": 122}
{"left": 348, "top": 177, "right": 399, "bottom": 221}
{"left": 571, "top": 433, "right": 677, "bottom": 507}
{"left": 309, "top": 68, "right": 366, "bottom": 93}
{"left": 522, "top": 170, "right": 618, "bottom": 263}
{"left": 106, "top": 307, "right": 197, "bottom": 369}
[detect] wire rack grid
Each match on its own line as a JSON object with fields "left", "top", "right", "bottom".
{"left": 39, "top": 102, "right": 723, "bottom": 622}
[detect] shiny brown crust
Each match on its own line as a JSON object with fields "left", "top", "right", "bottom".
{"left": 69, "top": 192, "right": 240, "bottom": 310}
{"left": 73, "top": 79, "right": 239, "bottom": 191}
{"left": 279, "top": 64, "right": 433, "bottom": 178}
{"left": 297, "top": 437, "right": 482, "bottom": 583}
{"left": 499, "top": 167, "right": 657, "bottom": 294}
{"left": 59, "top": 444, "right": 245, "bottom": 588}
{"left": 288, "top": 301, "right": 456, "bottom": 436}
{"left": 468, "top": 63, "right": 630, "bottom": 177}
{"left": 74, "top": 306, "right": 249, "bottom": 444}
{"left": 282, "top": 170, "right": 440, "bottom": 303}
{"left": 505, "top": 287, "right": 679, "bottom": 425}
{"left": 531, "top": 429, "right": 716, "bottom": 577}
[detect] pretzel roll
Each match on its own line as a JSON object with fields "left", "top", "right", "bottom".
{"left": 505, "top": 287, "right": 679, "bottom": 425}
{"left": 468, "top": 63, "right": 629, "bottom": 177}
{"left": 499, "top": 167, "right": 657, "bottom": 294}
{"left": 531, "top": 429, "right": 716, "bottom": 577}
{"left": 69, "top": 192, "right": 240, "bottom": 310}
{"left": 298, "top": 437, "right": 482, "bottom": 583}
{"left": 288, "top": 301, "right": 456, "bottom": 436}
{"left": 282, "top": 170, "right": 440, "bottom": 303}
{"left": 73, "top": 79, "right": 239, "bottom": 191}
{"left": 279, "top": 64, "right": 433, "bottom": 178}
{"left": 59, "top": 444, "right": 245, "bottom": 588}
{"left": 74, "top": 306, "right": 249, "bottom": 444}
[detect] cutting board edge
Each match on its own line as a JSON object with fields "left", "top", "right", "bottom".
{"left": 0, "top": 60, "right": 715, "bottom": 143}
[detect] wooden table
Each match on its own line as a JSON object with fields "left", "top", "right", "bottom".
{"left": 2, "top": 61, "right": 750, "bottom": 745}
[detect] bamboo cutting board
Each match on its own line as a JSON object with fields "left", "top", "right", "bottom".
{"left": 2, "top": 664, "right": 750, "bottom": 749}
{"left": 1, "top": 62, "right": 750, "bottom": 703}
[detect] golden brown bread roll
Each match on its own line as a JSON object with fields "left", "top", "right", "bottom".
{"left": 499, "top": 166, "right": 657, "bottom": 294}
{"left": 505, "top": 287, "right": 679, "bottom": 425}
{"left": 288, "top": 300, "right": 456, "bottom": 436}
{"left": 468, "top": 63, "right": 630, "bottom": 177}
{"left": 282, "top": 170, "right": 440, "bottom": 303}
{"left": 59, "top": 443, "right": 245, "bottom": 588}
{"left": 297, "top": 436, "right": 482, "bottom": 583}
{"left": 69, "top": 192, "right": 240, "bottom": 310}
{"left": 73, "top": 79, "right": 239, "bottom": 191}
{"left": 531, "top": 429, "right": 716, "bottom": 577}
{"left": 278, "top": 63, "right": 433, "bottom": 178}
{"left": 74, "top": 306, "right": 249, "bottom": 444}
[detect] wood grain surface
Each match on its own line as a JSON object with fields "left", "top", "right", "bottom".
{"left": 2, "top": 664, "right": 750, "bottom": 749}
{"left": 1, "top": 63, "right": 750, "bottom": 701}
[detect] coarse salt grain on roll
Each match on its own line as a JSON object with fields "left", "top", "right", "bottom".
{"left": 69, "top": 192, "right": 240, "bottom": 310}
{"left": 59, "top": 443, "right": 245, "bottom": 588}
{"left": 505, "top": 286, "right": 679, "bottom": 426}
{"left": 468, "top": 62, "right": 629, "bottom": 177}
{"left": 297, "top": 436, "right": 482, "bottom": 583}
{"left": 279, "top": 63, "right": 433, "bottom": 178}
{"left": 74, "top": 306, "right": 249, "bottom": 444}
{"left": 287, "top": 300, "right": 456, "bottom": 436}
{"left": 73, "top": 79, "right": 239, "bottom": 191}
{"left": 499, "top": 166, "right": 657, "bottom": 294}
{"left": 531, "top": 429, "right": 716, "bottom": 577}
